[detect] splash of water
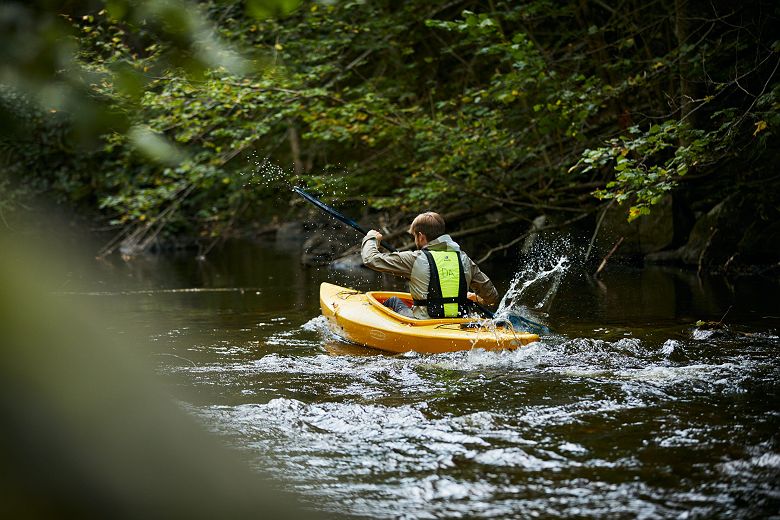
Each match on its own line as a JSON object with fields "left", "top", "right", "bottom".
{"left": 498, "top": 255, "right": 570, "bottom": 314}
{"left": 239, "top": 151, "right": 290, "bottom": 189}
{"left": 239, "top": 152, "right": 355, "bottom": 208}
{"left": 494, "top": 236, "right": 576, "bottom": 329}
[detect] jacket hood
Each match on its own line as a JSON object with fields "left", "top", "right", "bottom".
{"left": 424, "top": 234, "right": 461, "bottom": 252}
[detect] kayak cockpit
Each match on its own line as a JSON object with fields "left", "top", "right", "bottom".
{"left": 366, "top": 290, "right": 489, "bottom": 327}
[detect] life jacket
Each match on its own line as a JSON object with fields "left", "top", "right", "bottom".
{"left": 413, "top": 250, "right": 469, "bottom": 318}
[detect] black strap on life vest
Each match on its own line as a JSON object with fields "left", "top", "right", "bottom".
{"left": 413, "top": 250, "right": 469, "bottom": 318}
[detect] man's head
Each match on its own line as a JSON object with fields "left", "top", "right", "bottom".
{"left": 409, "top": 212, "right": 445, "bottom": 249}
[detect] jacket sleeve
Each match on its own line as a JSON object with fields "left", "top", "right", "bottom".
{"left": 361, "top": 235, "right": 417, "bottom": 278}
{"left": 467, "top": 259, "right": 500, "bottom": 307}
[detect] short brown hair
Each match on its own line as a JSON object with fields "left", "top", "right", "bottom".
{"left": 409, "top": 212, "right": 445, "bottom": 240}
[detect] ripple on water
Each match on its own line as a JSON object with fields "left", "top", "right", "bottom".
{"left": 201, "top": 399, "right": 494, "bottom": 477}
{"left": 173, "top": 330, "right": 766, "bottom": 414}
{"left": 719, "top": 449, "right": 780, "bottom": 477}
{"left": 201, "top": 393, "right": 715, "bottom": 518}
{"left": 167, "top": 317, "right": 780, "bottom": 519}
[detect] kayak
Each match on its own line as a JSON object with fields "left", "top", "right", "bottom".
{"left": 319, "top": 282, "right": 540, "bottom": 354}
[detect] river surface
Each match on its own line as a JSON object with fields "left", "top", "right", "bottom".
{"left": 83, "top": 238, "right": 779, "bottom": 519}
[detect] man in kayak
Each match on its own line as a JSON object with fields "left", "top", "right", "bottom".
{"left": 362, "top": 212, "right": 499, "bottom": 319}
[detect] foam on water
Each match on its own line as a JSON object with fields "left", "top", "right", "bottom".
{"left": 186, "top": 325, "right": 764, "bottom": 414}
{"left": 181, "top": 324, "right": 779, "bottom": 519}
{"left": 147, "top": 267, "right": 779, "bottom": 519}
{"left": 198, "top": 378, "right": 760, "bottom": 519}
{"left": 719, "top": 449, "right": 780, "bottom": 476}
{"left": 200, "top": 397, "right": 605, "bottom": 477}
{"left": 661, "top": 339, "right": 681, "bottom": 356}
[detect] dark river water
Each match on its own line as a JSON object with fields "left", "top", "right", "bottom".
{"left": 81, "top": 237, "right": 778, "bottom": 519}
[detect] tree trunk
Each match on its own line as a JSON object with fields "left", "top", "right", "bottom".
{"left": 674, "top": 0, "right": 696, "bottom": 129}
{"left": 287, "top": 123, "right": 303, "bottom": 175}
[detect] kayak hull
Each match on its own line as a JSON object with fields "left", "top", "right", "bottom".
{"left": 319, "top": 282, "right": 540, "bottom": 354}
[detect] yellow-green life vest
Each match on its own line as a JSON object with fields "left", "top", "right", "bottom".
{"left": 414, "top": 250, "right": 468, "bottom": 318}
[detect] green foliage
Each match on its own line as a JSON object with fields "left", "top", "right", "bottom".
{"left": 575, "top": 121, "right": 704, "bottom": 221}
{"left": 1, "top": 0, "right": 778, "bottom": 246}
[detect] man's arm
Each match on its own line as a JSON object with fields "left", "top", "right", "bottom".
{"left": 467, "top": 259, "right": 500, "bottom": 308}
{"left": 361, "top": 230, "right": 417, "bottom": 278}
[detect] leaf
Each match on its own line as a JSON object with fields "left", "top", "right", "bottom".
{"left": 246, "top": 0, "right": 301, "bottom": 19}
{"left": 753, "top": 120, "right": 768, "bottom": 136}
{"left": 128, "top": 126, "right": 184, "bottom": 166}
{"left": 627, "top": 206, "right": 649, "bottom": 222}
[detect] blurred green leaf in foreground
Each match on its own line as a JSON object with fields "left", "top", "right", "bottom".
{"left": 0, "top": 217, "right": 324, "bottom": 518}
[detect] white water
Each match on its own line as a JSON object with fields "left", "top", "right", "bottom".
{"left": 493, "top": 237, "right": 574, "bottom": 332}
{"left": 100, "top": 234, "right": 779, "bottom": 519}
{"left": 498, "top": 255, "right": 569, "bottom": 311}
{"left": 185, "top": 323, "right": 779, "bottom": 519}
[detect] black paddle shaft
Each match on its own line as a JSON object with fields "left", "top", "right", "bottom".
{"left": 293, "top": 187, "right": 397, "bottom": 252}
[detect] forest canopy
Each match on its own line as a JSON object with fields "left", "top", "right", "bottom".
{"left": 1, "top": 0, "right": 778, "bottom": 269}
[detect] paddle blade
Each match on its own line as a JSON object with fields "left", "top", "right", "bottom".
{"left": 506, "top": 314, "right": 550, "bottom": 335}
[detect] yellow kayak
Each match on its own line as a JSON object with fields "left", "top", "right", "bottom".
{"left": 319, "top": 282, "right": 540, "bottom": 354}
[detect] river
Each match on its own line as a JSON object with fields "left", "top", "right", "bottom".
{"left": 83, "top": 237, "right": 779, "bottom": 518}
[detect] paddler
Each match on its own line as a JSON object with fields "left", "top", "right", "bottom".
{"left": 362, "top": 212, "right": 499, "bottom": 319}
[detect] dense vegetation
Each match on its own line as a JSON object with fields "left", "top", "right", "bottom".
{"left": 1, "top": 0, "right": 778, "bottom": 271}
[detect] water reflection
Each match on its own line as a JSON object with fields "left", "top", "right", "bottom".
{"left": 88, "top": 238, "right": 780, "bottom": 332}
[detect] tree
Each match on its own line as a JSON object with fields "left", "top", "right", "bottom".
{"left": 2, "top": 1, "right": 777, "bottom": 266}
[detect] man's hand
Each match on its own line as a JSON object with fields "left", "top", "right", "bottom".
{"left": 366, "top": 229, "right": 383, "bottom": 244}
{"left": 467, "top": 292, "right": 485, "bottom": 305}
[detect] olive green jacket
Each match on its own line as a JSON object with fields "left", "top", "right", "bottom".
{"left": 361, "top": 233, "right": 500, "bottom": 319}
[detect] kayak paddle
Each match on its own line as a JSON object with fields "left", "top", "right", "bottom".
{"left": 470, "top": 301, "right": 550, "bottom": 335}
{"left": 292, "top": 186, "right": 397, "bottom": 252}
